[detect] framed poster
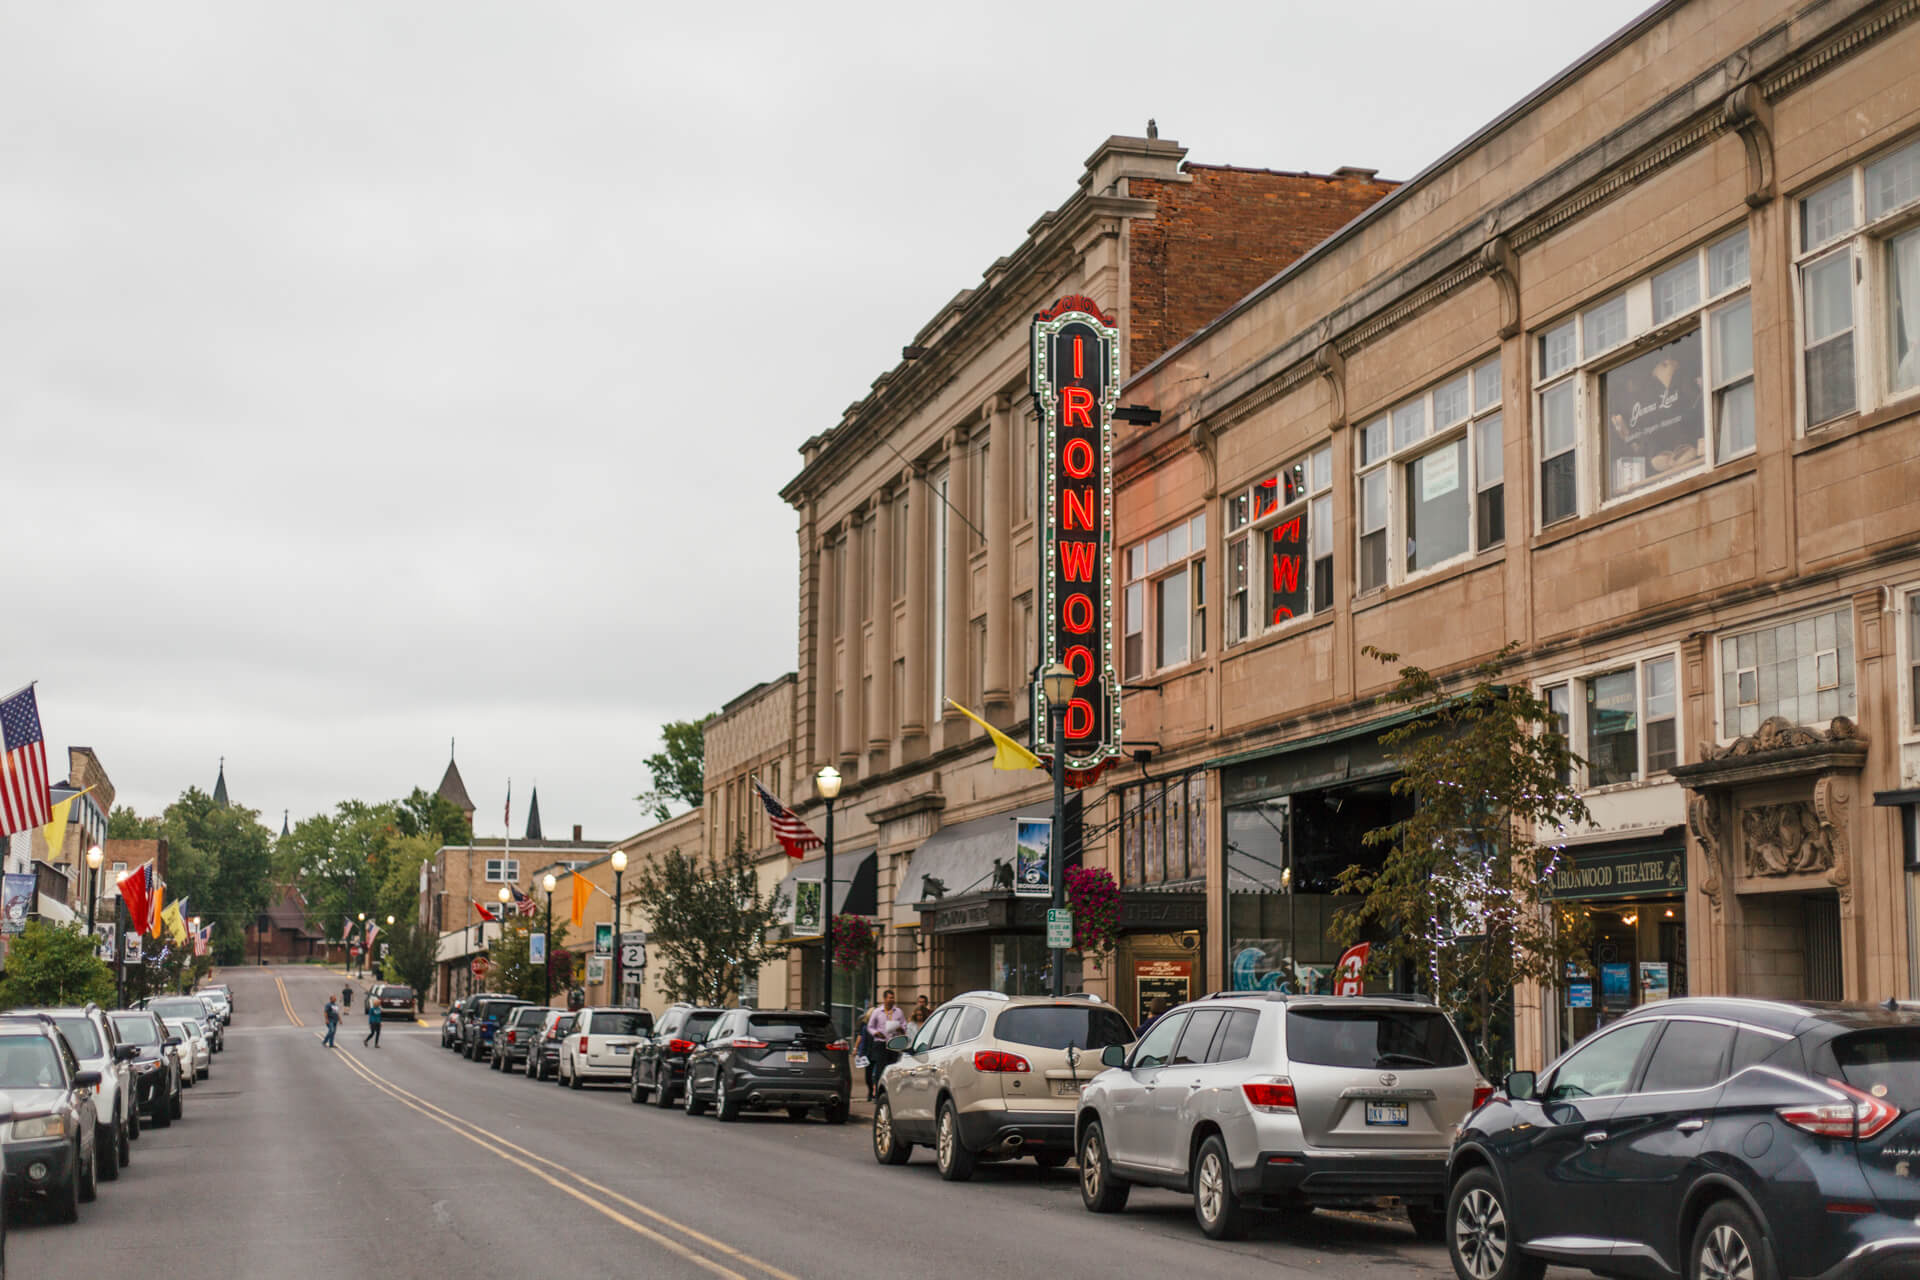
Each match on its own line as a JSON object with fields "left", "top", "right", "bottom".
{"left": 1, "top": 874, "right": 32, "bottom": 935}
{"left": 1014, "top": 819, "right": 1051, "bottom": 898}
{"left": 1639, "top": 961, "right": 1671, "bottom": 1002}
{"left": 94, "top": 922, "right": 117, "bottom": 962}
{"left": 1601, "top": 962, "right": 1633, "bottom": 1010}
{"left": 1134, "top": 959, "right": 1192, "bottom": 1028}
{"left": 1567, "top": 982, "right": 1594, "bottom": 1009}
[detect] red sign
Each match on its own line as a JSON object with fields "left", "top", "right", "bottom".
{"left": 1030, "top": 294, "right": 1123, "bottom": 785}
{"left": 470, "top": 956, "right": 490, "bottom": 979}
{"left": 1333, "top": 942, "right": 1371, "bottom": 997}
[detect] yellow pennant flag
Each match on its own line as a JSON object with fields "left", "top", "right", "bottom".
{"left": 570, "top": 872, "right": 588, "bottom": 928}
{"left": 161, "top": 900, "right": 189, "bottom": 946}
{"left": 39, "top": 791, "right": 79, "bottom": 862}
{"left": 946, "top": 699, "right": 1042, "bottom": 771}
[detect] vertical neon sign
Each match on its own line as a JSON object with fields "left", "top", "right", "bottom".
{"left": 1030, "top": 294, "right": 1122, "bottom": 785}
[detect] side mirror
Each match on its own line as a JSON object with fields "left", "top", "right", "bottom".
{"left": 164, "top": 1037, "right": 183, "bottom": 1049}
{"left": 1504, "top": 1070, "right": 1536, "bottom": 1101}
{"left": 115, "top": 1044, "right": 140, "bottom": 1062}
{"left": 886, "top": 1036, "right": 911, "bottom": 1053}
{"left": 74, "top": 1070, "right": 102, "bottom": 1089}
{"left": 1100, "top": 1043, "right": 1128, "bottom": 1069}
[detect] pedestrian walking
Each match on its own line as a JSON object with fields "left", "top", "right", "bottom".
{"left": 906, "top": 994, "right": 932, "bottom": 1039}
{"left": 322, "top": 997, "right": 340, "bottom": 1048}
{"left": 364, "top": 996, "right": 383, "bottom": 1048}
{"left": 341, "top": 984, "right": 353, "bottom": 1010}
{"left": 863, "top": 989, "right": 908, "bottom": 1101}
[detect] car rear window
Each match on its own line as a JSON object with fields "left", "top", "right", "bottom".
{"left": 747, "top": 1013, "right": 836, "bottom": 1043}
{"left": 382, "top": 986, "right": 414, "bottom": 1000}
{"left": 587, "top": 1011, "right": 652, "bottom": 1036}
{"left": 1285, "top": 1006, "right": 1469, "bottom": 1070}
{"left": 682, "top": 1012, "right": 721, "bottom": 1040}
{"left": 110, "top": 1015, "right": 160, "bottom": 1045}
{"left": 994, "top": 1005, "right": 1134, "bottom": 1051}
{"left": 1830, "top": 1029, "right": 1920, "bottom": 1107}
{"left": 49, "top": 1017, "right": 102, "bottom": 1058}
{"left": 509, "top": 1007, "right": 547, "bottom": 1026}
{"left": 149, "top": 999, "right": 206, "bottom": 1020}
{"left": 481, "top": 1001, "right": 526, "bottom": 1021}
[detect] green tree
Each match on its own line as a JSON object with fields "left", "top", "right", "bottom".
{"left": 630, "top": 845, "right": 787, "bottom": 1006}
{"left": 108, "top": 806, "right": 160, "bottom": 839}
{"left": 394, "top": 786, "right": 473, "bottom": 845}
{"left": 379, "top": 914, "right": 437, "bottom": 1000}
{"left": 275, "top": 800, "right": 407, "bottom": 943}
{"left": 0, "top": 922, "right": 115, "bottom": 1008}
{"left": 634, "top": 715, "right": 713, "bottom": 822}
{"left": 1331, "top": 644, "right": 1593, "bottom": 1075}
{"left": 483, "top": 919, "right": 570, "bottom": 1004}
{"left": 155, "top": 787, "right": 275, "bottom": 966}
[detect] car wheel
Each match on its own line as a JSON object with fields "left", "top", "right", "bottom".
{"left": 630, "top": 1073, "right": 650, "bottom": 1104}
{"left": 569, "top": 1060, "right": 585, "bottom": 1090}
{"left": 787, "top": 1106, "right": 811, "bottom": 1122}
{"left": 683, "top": 1077, "right": 708, "bottom": 1116}
{"left": 1193, "top": 1135, "right": 1245, "bottom": 1240}
{"left": 50, "top": 1145, "right": 81, "bottom": 1223}
{"left": 149, "top": 1098, "right": 172, "bottom": 1129}
{"left": 96, "top": 1124, "right": 120, "bottom": 1182}
{"left": 715, "top": 1074, "right": 740, "bottom": 1121}
{"left": 1408, "top": 1203, "right": 1446, "bottom": 1243}
{"left": 872, "top": 1096, "right": 911, "bottom": 1165}
{"left": 198, "top": 1067, "right": 209, "bottom": 1081}
{"left": 1034, "top": 1151, "right": 1067, "bottom": 1172}
{"left": 935, "top": 1100, "right": 976, "bottom": 1182}
{"left": 77, "top": 1138, "right": 98, "bottom": 1204}
{"left": 654, "top": 1078, "right": 677, "bottom": 1109}
{"left": 1079, "top": 1121, "right": 1129, "bottom": 1213}
{"left": 1692, "top": 1200, "right": 1777, "bottom": 1280}
{"left": 824, "top": 1095, "right": 849, "bottom": 1125}
{"left": 169, "top": 1082, "right": 183, "bottom": 1120}
{"left": 117, "top": 1112, "right": 131, "bottom": 1167}
{"left": 1447, "top": 1167, "right": 1545, "bottom": 1280}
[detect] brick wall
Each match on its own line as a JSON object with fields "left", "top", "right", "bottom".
{"left": 1128, "top": 166, "right": 1397, "bottom": 372}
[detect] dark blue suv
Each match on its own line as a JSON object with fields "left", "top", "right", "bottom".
{"left": 1445, "top": 997, "right": 1920, "bottom": 1280}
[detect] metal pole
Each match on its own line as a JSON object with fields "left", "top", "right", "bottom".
{"left": 823, "top": 796, "right": 835, "bottom": 1034}
{"left": 1050, "top": 702, "right": 1067, "bottom": 998}
{"left": 612, "top": 869, "right": 623, "bottom": 1002}
{"left": 544, "top": 890, "right": 553, "bottom": 1007}
{"left": 115, "top": 898, "right": 126, "bottom": 1009}
{"left": 86, "top": 865, "right": 97, "bottom": 938}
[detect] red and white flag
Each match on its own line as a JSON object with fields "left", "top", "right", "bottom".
{"left": 117, "top": 863, "right": 157, "bottom": 933}
{"left": 0, "top": 685, "right": 52, "bottom": 837}
{"left": 751, "top": 777, "right": 822, "bottom": 859}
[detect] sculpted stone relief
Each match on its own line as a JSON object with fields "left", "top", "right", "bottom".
{"left": 1740, "top": 802, "right": 1836, "bottom": 877}
{"left": 1698, "top": 715, "right": 1857, "bottom": 762}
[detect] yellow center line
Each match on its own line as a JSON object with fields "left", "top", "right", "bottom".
{"left": 274, "top": 975, "right": 305, "bottom": 1027}
{"left": 327, "top": 1049, "right": 762, "bottom": 1280}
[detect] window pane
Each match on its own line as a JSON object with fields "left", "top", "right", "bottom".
{"left": 1540, "top": 321, "right": 1577, "bottom": 380}
{"left": 1801, "top": 175, "right": 1856, "bottom": 251}
{"left": 1716, "top": 380, "right": 1755, "bottom": 459}
{"left": 1640, "top": 1020, "right": 1735, "bottom": 1092}
{"left": 1710, "top": 229, "right": 1751, "bottom": 294}
{"left": 1475, "top": 412, "right": 1504, "bottom": 488}
{"left": 1547, "top": 684, "right": 1572, "bottom": 785}
{"left": 1124, "top": 582, "right": 1144, "bottom": 679}
{"left": 1474, "top": 356, "right": 1502, "bottom": 410}
{"left": 1225, "top": 491, "right": 1249, "bottom": 533}
{"left": 1190, "top": 512, "right": 1206, "bottom": 552}
{"left": 1157, "top": 567, "right": 1190, "bottom": 667}
{"left": 1405, "top": 438, "right": 1470, "bottom": 572}
{"left": 1311, "top": 447, "right": 1332, "bottom": 493}
{"left": 1127, "top": 544, "right": 1146, "bottom": 580}
{"left": 1433, "top": 376, "right": 1469, "bottom": 428}
{"left": 1360, "top": 470, "right": 1387, "bottom": 533}
{"left": 1542, "top": 451, "right": 1577, "bottom": 525}
{"left": 1477, "top": 482, "right": 1505, "bottom": 548}
{"left": 1601, "top": 330, "right": 1705, "bottom": 497}
{"left": 1583, "top": 295, "right": 1628, "bottom": 357}
{"left": 1712, "top": 297, "right": 1754, "bottom": 384}
{"left": 1280, "top": 458, "right": 1308, "bottom": 506}
{"left": 1146, "top": 533, "right": 1168, "bottom": 574}
{"left": 1645, "top": 657, "right": 1677, "bottom": 773}
{"left": 1361, "top": 419, "right": 1387, "bottom": 467}
{"left": 1541, "top": 382, "right": 1577, "bottom": 455}
{"left": 1253, "top": 475, "right": 1280, "bottom": 520}
{"left": 1805, "top": 252, "right": 1854, "bottom": 342}
{"left": 1226, "top": 538, "right": 1248, "bottom": 644}
{"left": 1652, "top": 258, "right": 1702, "bottom": 324}
{"left": 1887, "top": 226, "right": 1920, "bottom": 395}
{"left": 1867, "top": 138, "right": 1920, "bottom": 221}
{"left": 1165, "top": 521, "right": 1188, "bottom": 563}
{"left": 1586, "top": 670, "right": 1640, "bottom": 786}
{"left": 1360, "top": 530, "right": 1387, "bottom": 593}
{"left": 1807, "top": 333, "right": 1858, "bottom": 425}
{"left": 1309, "top": 494, "right": 1332, "bottom": 558}
{"left": 1266, "top": 509, "right": 1310, "bottom": 624}
{"left": 1392, "top": 399, "right": 1426, "bottom": 450}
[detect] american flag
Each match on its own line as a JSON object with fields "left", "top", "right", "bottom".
{"left": 0, "top": 685, "right": 51, "bottom": 837}
{"left": 752, "top": 777, "right": 821, "bottom": 859}
{"left": 510, "top": 885, "right": 538, "bottom": 917}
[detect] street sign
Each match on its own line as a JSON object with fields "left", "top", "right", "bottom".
{"left": 1046, "top": 908, "right": 1073, "bottom": 950}
{"left": 586, "top": 956, "right": 605, "bottom": 984}
{"left": 620, "top": 942, "right": 646, "bottom": 970}
{"left": 470, "top": 956, "right": 489, "bottom": 979}
{"left": 529, "top": 933, "right": 547, "bottom": 965}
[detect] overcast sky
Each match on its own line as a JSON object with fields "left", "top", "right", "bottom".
{"left": 6, "top": 1, "right": 1651, "bottom": 841}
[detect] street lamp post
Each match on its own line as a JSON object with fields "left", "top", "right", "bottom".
{"left": 542, "top": 873, "right": 558, "bottom": 1007}
{"left": 356, "top": 912, "right": 366, "bottom": 978}
{"left": 610, "top": 850, "right": 627, "bottom": 1002}
{"left": 815, "top": 766, "right": 841, "bottom": 1034}
{"left": 116, "top": 897, "right": 129, "bottom": 1009}
{"left": 1041, "top": 662, "right": 1075, "bottom": 998}
{"left": 85, "top": 845, "right": 103, "bottom": 941}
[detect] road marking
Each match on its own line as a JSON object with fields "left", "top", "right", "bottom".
{"left": 273, "top": 975, "right": 305, "bottom": 1027}
{"left": 327, "top": 1048, "right": 799, "bottom": 1280}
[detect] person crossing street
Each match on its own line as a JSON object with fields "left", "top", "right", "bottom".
{"left": 363, "top": 996, "right": 382, "bottom": 1048}
{"left": 322, "top": 997, "right": 340, "bottom": 1047}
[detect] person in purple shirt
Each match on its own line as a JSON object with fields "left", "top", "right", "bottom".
{"left": 863, "top": 990, "right": 908, "bottom": 1101}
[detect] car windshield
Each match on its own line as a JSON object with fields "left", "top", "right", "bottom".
{"left": 746, "top": 1014, "right": 836, "bottom": 1044}
{"left": 48, "top": 1017, "right": 103, "bottom": 1058}
{"left": 1830, "top": 1028, "right": 1920, "bottom": 1107}
{"left": 1285, "top": 1006, "right": 1469, "bottom": 1069}
{"left": 0, "top": 1035, "right": 64, "bottom": 1088}
{"left": 149, "top": 999, "right": 207, "bottom": 1019}
{"left": 994, "top": 1005, "right": 1135, "bottom": 1051}
{"left": 110, "top": 1016, "right": 159, "bottom": 1045}
{"left": 586, "top": 1011, "right": 650, "bottom": 1036}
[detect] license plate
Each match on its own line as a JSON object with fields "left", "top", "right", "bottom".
{"left": 1366, "top": 1101, "right": 1409, "bottom": 1126}
{"left": 786, "top": 1050, "right": 809, "bottom": 1064}
{"left": 613, "top": 1044, "right": 630, "bottom": 1054}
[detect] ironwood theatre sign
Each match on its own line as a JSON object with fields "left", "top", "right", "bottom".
{"left": 1030, "top": 295, "right": 1122, "bottom": 785}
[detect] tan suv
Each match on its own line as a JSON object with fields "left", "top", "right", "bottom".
{"left": 871, "top": 991, "right": 1133, "bottom": 1180}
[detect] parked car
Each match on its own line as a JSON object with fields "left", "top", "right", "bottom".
{"left": 527, "top": 1010, "right": 576, "bottom": 1081}
{"left": 491, "top": 1005, "right": 552, "bottom": 1073}
{"left": 107, "top": 1009, "right": 183, "bottom": 1128}
{"left": 1446, "top": 996, "right": 1920, "bottom": 1280}
{"left": 201, "top": 983, "right": 234, "bottom": 1018}
{"left": 1074, "top": 992, "right": 1484, "bottom": 1240}
{"left": 683, "top": 1009, "right": 850, "bottom": 1123}
{"left": 194, "top": 995, "right": 226, "bottom": 1048}
{"left": 161, "top": 1018, "right": 211, "bottom": 1082}
{"left": 369, "top": 983, "right": 417, "bottom": 1022}
{"left": 0, "top": 1013, "right": 104, "bottom": 1222}
{"left": 28, "top": 1006, "right": 136, "bottom": 1179}
{"left": 147, "top": 996, "right": 219, "bottom": 1057}
{"left": 874, "top": 991, "right": 1132, "bottom": 1178}
{"left": 463, "top": 996, "right": 531, "bottom": 1061}
{"left": 198, "top": 986, "right": 232, "bottom": 1026}
{"left": 559, "top": 1007, "right": 654, "bottom": 1089}
{"left": 630, "top": 1005, "right": 724, "bottom": 1107}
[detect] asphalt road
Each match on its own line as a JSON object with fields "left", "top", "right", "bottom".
{"left": 12, "top": 965, "right": 1587, "bottom": 1279}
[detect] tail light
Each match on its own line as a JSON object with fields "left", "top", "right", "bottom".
{"left": 505, "top": 1031, "right": 516, "bottom": 1045}
{"left": 579, "top": 1036, "right": 590, "bottom": 1054}
{"left": 826, "top": 1039, "right": 849, "bottom": 1052}
{"left": 667, "top": 1038, "right": 696, "bottom": 1055}
{"left": 730, "top": 1038, "right": 769, "bottom": 1050}
{"left": 1242, "top": 1078, "right": 1298, "bottom": 1112}
{"left": 972, "top": 1050, "right": 1031, "bottom": 1073}
{"left": 1779, "top": 1078, "right": 1901, "bottom": 1140}
{"left": 1472, "top": 1085, "right": 1495, "bottom": 1110}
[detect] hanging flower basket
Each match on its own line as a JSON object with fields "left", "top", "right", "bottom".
{"left": 830, "top": 914, "right": 879, "bottom": 969}
{"left": 1065, "top": 865, "right": 1121, "bottom": 958}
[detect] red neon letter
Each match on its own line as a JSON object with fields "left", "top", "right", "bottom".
{"left": 1065, "top": 644, "right": 1094, "bottom": 685}
{"left": 1062, "top": 486, "right": 1095, "bottom": 531}
{"left": 1058, "top": 541, "right": 1097, "bottom": 583}
{"left": 1061, "top": 386, "right": 1095, "bottom": 429}
{"left": 1073, "top": 335, "right": 1084, "bottom": 379}
{"left": 1062, "top": 593, "right": 1094, "bottom": 633}
{"left": 1271, "top": 552, "right": 1300, "bottom": 593}
{"left": 1066, "top": 698, "right": 1094, "bottom": 739}
{"left": 1061, "top": 437, "right": 1095, "bottom": 478}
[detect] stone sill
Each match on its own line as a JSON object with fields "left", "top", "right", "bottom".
{"left": 1792, "top": 397, "right": 1920, "bottom": 458}
{"left": 1530, "top": 455, "right": 1758, "bottom": 553}
{"left": 1352, "top": 547, "right": 1506, "bottom": 616}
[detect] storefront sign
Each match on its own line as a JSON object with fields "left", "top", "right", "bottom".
{"left": 1547, "top": 843, "right": 1686, "bottom": 900}
{"left": 1333, "top": 941, "right": 1370, "bottom": 997}
{"left": 1567, "top": 982, "right": 1594, "bottom": 1009}
{"left": 1030, "top": 294, "right": 1122, "bottom": 785}
{"left": 1014, "top": 818, "right": 1051, "bottom": 899}
{"left": 1134, "top": 959, "right": 1192, "bottom": 1027}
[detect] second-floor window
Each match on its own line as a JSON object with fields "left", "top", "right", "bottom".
{"left": 1718, "top": 604, "right": 1856, "bottom": 739}
{"left": 1535, "top": 228, "right": 1752, "bottom": 525}
{"left": 484, "top": 858, "right": 519, "bottom": 882}
{"left": 1123, "top": 514, "right": 1206, "bottom": 678}
{"left": 1225, "top": 446, "right": 1331, "bottom": 642}
{"left": 1540, "top": 653, "right": 1678, "bottom": 790}
{"left": 1357, "top": 356, "right": 1503, "bottom": 592}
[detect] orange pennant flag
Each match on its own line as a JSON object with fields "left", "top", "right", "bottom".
{"left": 150, "top": 876, "right": 166, "bottom": 939}
{"left": 570, "top": 872, "right": 588, "bottom": 928}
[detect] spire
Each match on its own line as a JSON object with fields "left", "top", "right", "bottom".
{"left": 212, "top": 757, "right": 229, "bottom": 808}
{"left": 525, "top": 786, "right": 543, "bottom": 842}
{"left": 436, "top": 746, "right": 476, "bottom": 827}
{"left": 281, "top": 809, "right": 289, "bottom": 838}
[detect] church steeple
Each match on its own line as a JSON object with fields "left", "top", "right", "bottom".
{"left": 281, "top": 809, "right": 289, "bottom": 838}
{"left": 212, "top": 757, "right": 229, "bottom": 808}
{"left": 525, "top": 786, "right": 543, "bottom": 842}
{"left": 436, "top": 739, "right": 476, "bottom": 829}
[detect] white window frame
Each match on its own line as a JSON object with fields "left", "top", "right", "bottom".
{"left": 484, "top": 858, "right": 520, "bottom": 883}
{"left": 1533, "top": 228, "right": 1753, "bottom": 528}
{"left": 1792, "top": 133, "right": 1920, "bottom": 431}
{"left": 1902, "top": 586, "right": 1920, "bottom": 745}
{"left": 1224, "top": 445, "right": 1332, "bottom": 642}
{"left": 1537, "top": 648, "right": 1681, "bottom": 794}
{"left": 1714, "top": 604, "right": 1858, "bottom": 743}
{"left": 1356, "top": 355, "right": 1503, "bottom": 593}
{"left": 930, "top": 465, "right": 949, "bottom": 717}
{"left": 1123, "top": 513, "right": 1206, "bottom": 677}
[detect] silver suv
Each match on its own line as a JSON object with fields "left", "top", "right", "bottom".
{"left": 31, "top": 1006, "right": 138, "bottom": 1181}
{"left": 872, "top": 991, "right": 1133, "bottom": 1179}
{"left": 1075, "top": 993, "right": 1488, "bottom": 1240}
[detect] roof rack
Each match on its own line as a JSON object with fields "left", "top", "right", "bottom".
{"left": 1059, "top": 992, "right": 1104, "bottom": 1002}
{"left": 952, "top": 990, "right": 1012, "bottom": 1002}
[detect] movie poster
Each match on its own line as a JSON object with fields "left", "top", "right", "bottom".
{"left": 1602, "top": 331, "right": 1704, "bottom": 497}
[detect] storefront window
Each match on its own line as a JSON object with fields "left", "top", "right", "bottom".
{"left": 1546, "top": 840, "right": 1688, "bottom": 1054}
{"left": 992, "top": 935, "right": 1080, "bottom": 996}
{"left": 1115, "top": 771, "right": 1208, "bottom": 890}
